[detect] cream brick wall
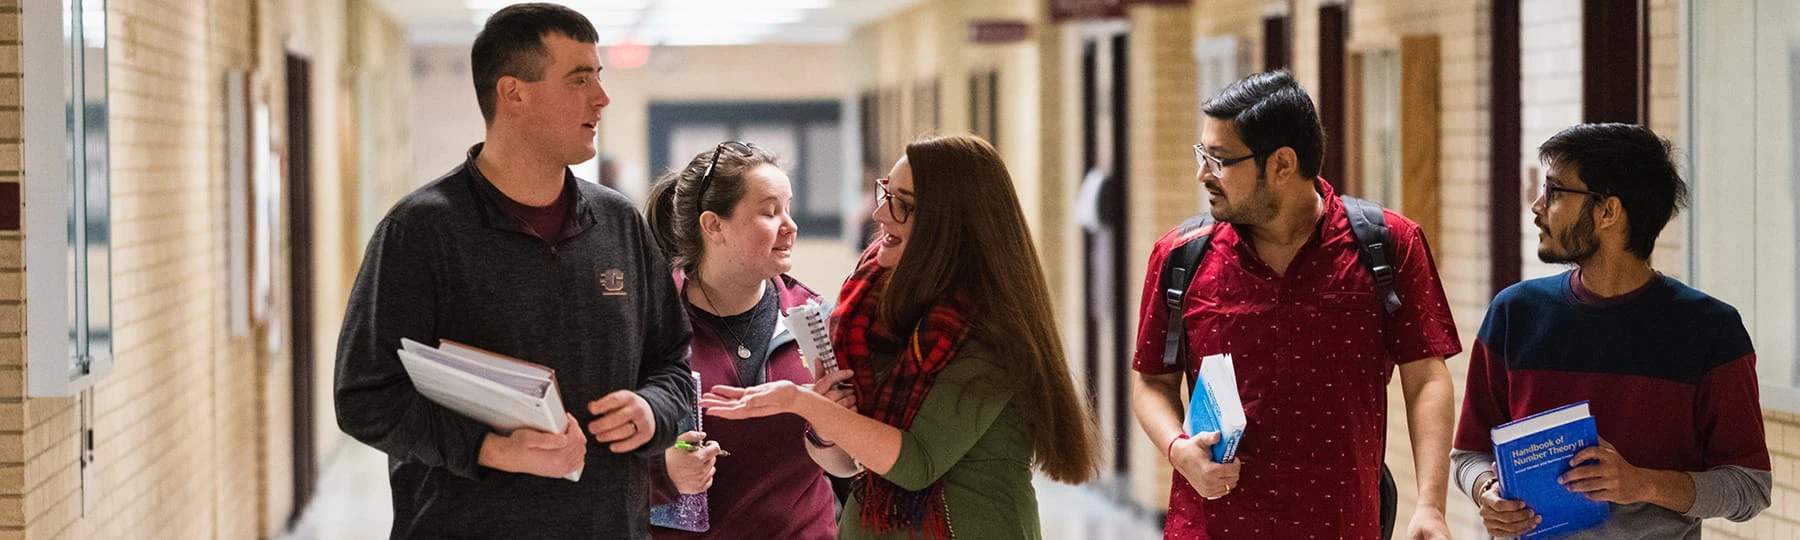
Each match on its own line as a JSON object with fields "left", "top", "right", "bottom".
{"left": 1341, "top": 1, "right": 1491, "bottom": 536}
{"left": 1125, "top": 3, "right": 1197, "bottom": 512}
{"left": 838, "top": 2, "right": 1800, "bottom": 537}
{"left": 0, "top": 0, "right": 411, "bottom": 537}
{"left": 1518, "top": 0, "right": 1582, "bottom": 283}
{"left": 0, "top": 4, "right": 24, "bottom": 538}
{"left": 1646, "top": 0, "right": 1686, "bottom": 281}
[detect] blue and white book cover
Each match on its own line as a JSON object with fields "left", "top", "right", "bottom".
{"left": 1184, "top": 353, "right": 1247, "bottom": 463}
{"left": 1491, "top": 401, "right": 1609, "bottom": 539}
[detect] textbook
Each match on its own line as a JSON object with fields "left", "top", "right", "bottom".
{"left": 397, "top": 338, "right": 580, "bottom": 481}
{"left": 782, "top": 300, "right": 839, "bottom": 381}
{"left": 1491, "top": 401, "right": 1608, "bottom": 538}
{"left": 1184, "top": 353, "right": 1247, "bottom": 463}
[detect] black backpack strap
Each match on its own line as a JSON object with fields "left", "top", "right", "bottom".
{"left": 1159, "top": 214, "right": 1217, "bottom": 367}
{"left": 1340, "top": 196, "right": 1401, "bottom": 315}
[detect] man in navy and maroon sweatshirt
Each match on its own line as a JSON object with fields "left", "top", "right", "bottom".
{"left": 1453, "top": 123, "right": 1771, "bottom": 539}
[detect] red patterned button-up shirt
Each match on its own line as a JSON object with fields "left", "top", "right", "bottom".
{"left": 1132, "top": 181, "right": 1462, "bottom": 539}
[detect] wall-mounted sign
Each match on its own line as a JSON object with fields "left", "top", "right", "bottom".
{"left": 1049, "top": 0, "right": 1123, "bottom": 22}
{"left": 968, "top": 20, "right": 1031, "bottom": 44}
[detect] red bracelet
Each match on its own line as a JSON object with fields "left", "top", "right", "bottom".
{"left": 1165, "top": 433, "right": 1190, "bottom": 462}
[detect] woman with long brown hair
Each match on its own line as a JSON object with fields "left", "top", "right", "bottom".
{"left": 701, "top": 134, "right": 1100, "bottom": 539}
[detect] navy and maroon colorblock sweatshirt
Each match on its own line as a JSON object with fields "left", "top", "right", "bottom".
{"left": 1452, "top": 270, "right": 1771, "bottom": 539}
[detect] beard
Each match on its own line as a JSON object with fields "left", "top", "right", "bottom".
{"left": 1209, "top": 171, "right": 1280, "bottom": 225}
{"left": 1537, "top": 203, "right": 1600, "bottom": 264}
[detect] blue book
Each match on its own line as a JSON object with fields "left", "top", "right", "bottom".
{"left": 1490, "top": 401, "right": 1609, "bottom": 539}
{"left": 1184, "top": 353, "right": 1247, "bottom": 463}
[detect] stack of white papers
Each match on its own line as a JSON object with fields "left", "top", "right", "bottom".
{"left": 398, "top": 338, "right": 580, "bottom": 481}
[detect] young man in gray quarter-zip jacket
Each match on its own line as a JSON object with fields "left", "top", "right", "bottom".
{"left": 333, "top": 5, "right": 694, "bottom": 538}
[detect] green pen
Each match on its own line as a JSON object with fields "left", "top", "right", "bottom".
{"left": 674, "top": 440, "right": 730, "bottom": 456}
{"left": 677, "top": 372, "right": 731, "bottom": 456}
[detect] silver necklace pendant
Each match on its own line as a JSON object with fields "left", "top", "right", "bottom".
{"left": 736, "top": 345, "right": 752, "bottom": 359}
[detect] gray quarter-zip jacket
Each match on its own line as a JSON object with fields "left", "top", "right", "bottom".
{"left": 335, "top": 144, "right": 694, "bottom": 539}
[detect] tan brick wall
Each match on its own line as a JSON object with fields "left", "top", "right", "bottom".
{"left": 1193, "top": 0, "right": 1267, "bottom": 70}
{"left": 0, "top": 0, "right": 410, "bottom": 537}
{"left": 1517, "top": 0, "right": 1582, "bottom": 284}
{"left": 205, "top": 0, "right": 263, "bottom": 537}
{"left": 837, "top": 2, "right": 1800, "bottom": 537}
{"left": 1125, "top": 3, "right": 1197, "bottom": 511}
{"left": 0, "top": 2, "right": 23, "bottom": 537}
{"left": 1339, "top": 1, "right": 1490, "bottom": 536}
{"left": 846, "top": 0, "right": 1046, "bottom": 232}
{"left": 1646, "top": 0, "right": 1685, "bottom": 281}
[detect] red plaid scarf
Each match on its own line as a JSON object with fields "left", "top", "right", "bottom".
{"left": 831, "top": 244, "right": 973, "bottom": 539}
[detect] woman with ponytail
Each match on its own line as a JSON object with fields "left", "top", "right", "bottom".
{"left": 643, "top": 141, "right": 856, "bottom": 540}
{"left": 702, "top": 134, "right": 1102, "bottom": 539}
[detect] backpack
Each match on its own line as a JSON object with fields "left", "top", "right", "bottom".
{"left": 1158, "top": 194, "right": 1401, "bottom": 539}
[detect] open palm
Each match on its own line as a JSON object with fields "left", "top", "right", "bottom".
{"left": 700, "top": 380, "right": 804, "bottom": 420}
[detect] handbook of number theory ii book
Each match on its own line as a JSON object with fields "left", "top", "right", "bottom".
{"left": 1491, "top": 400, "right": 1609, "bottom": 538}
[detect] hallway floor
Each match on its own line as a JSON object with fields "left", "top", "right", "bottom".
{"left": 282, "top": 439, "right": 1166, "bottom": 539}
{"left": 282, "top": 238, "right": 1164, "bottom": 539}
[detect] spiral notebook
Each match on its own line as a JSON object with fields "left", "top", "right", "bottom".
{"left": 782, "top": 300, "right": 839, "bottom": 380}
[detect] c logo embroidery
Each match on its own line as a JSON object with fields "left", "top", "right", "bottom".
{"left": 601, "top": 269, "right": 628, "bottom": 296}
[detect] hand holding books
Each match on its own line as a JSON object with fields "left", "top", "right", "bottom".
{"left": 1169, "top": 431, "right": 1242, "bottom": 500}
{"left": 1484, "top": 401, "right": 1608, "bottom": 539}
{"left": 476, "top": 412, "right": 587, "bottom": 480}
{"left": 396, "top": 338, "right": 583, "bottom": 481}
{"left": 1173, "top": 353, "right": 1248, "bottom": 500}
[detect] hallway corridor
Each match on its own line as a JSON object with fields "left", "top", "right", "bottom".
{"left": 282, "top": 238, "right": 1164, "bottom": 539}
{"left": 284, "top": 438, "right": 1165, "bottom": 539}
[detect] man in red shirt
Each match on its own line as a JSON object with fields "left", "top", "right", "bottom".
{"left": 1131, "top": 70, "right": 1463, "bottom": 539}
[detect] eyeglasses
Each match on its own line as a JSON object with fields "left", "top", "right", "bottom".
{"left": 874, "top": 177, "right": 913, "bottom": 224}
{"left": 695, "top": 141, "right": 757, "bottom": 214}
{"left": 1542, "top": 180, "right": 1609, "bottom": 204}
{"left": 1193, "top": 144, "right": 1258, "bottom": 176}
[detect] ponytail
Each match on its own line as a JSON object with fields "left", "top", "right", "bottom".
{"left": 645, "top": 173, "right": 684, "bottom": 268}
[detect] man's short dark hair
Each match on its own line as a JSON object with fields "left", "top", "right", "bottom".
{"left": 471, "top": 3, "right": 599, "bottom": 124}
{"left": 1538, "top": 123, "right": 1687, "bottom": 260}
{"left": 1201, "top": 69, "right": 1326, "bottom": 179}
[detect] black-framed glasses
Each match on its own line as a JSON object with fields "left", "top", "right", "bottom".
{"left": 1542, "top": 181, "right": 1609, "bottom": 204}
{"left": 695, "top": 141, "right": 757, "bottom": 214}
{"left": 1193, "top": 144, "right": 1258, "bottom": 176}
{"left": 875, "top": 177, "right": 913, "bottom": 224}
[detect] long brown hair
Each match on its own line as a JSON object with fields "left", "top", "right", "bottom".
{"left": 881, "top": 134, "right": 1100, "bottom": 483}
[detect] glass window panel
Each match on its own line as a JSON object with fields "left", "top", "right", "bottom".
{"left": 668, "top": 124, "right": 729, "bottom": 171}
{"left": 803, "top": 123, "right": 842, "bottom": 216}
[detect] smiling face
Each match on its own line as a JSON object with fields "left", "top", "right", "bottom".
{"left": 513, "top": 32, "right": 611, "bottom": 166}
{"left": 871, "top": 156, "right": 916, "bottom": 269}
{"left": 705, "top": 163, "right": 797, "bottom": 279}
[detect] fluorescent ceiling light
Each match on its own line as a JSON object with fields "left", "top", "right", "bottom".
{"left": 661, "top": 0, "right": 830, "bottom": 8}
{"left": 466, "top": 0, "right": 651, "bottom": 9}
{"left": 645, "top": 9, "right": 807, "bottom": 25}
{"left": 469, "top": 9, "right": 644, "bottom": 27}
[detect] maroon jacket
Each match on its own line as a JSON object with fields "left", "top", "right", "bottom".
{"left": 651, "top": 273, "right": 837, "bottom": 540}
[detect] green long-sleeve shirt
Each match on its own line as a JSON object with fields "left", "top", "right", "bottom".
{"left": 838, "top": 341, "right": 1040, "bottom": 540}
